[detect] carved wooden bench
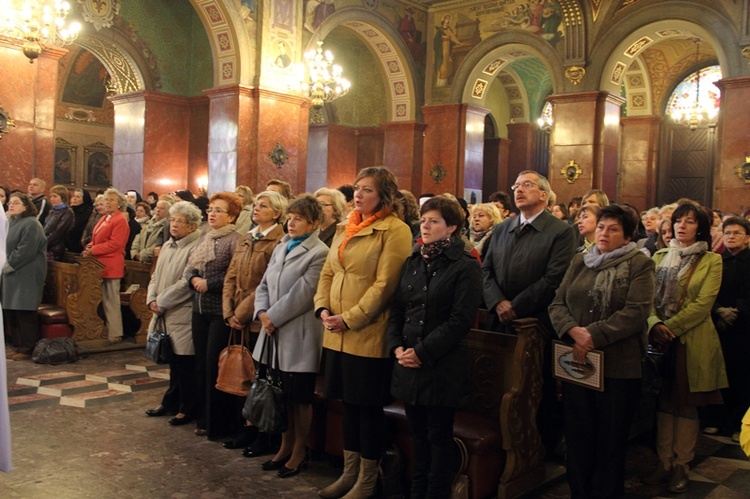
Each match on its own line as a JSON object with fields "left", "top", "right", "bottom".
{"left": 315, "top": 317, "right": 545, "bottom": 499}
{"left": 120, "top": 260, "right": 154, "bottom": 344}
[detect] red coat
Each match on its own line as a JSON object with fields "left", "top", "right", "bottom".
{"left": 90, "top": 211, "right": 128, "bottom": 278}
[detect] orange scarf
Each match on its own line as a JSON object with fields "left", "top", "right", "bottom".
{"left": 338, "top": 208, "right": 391, "bottom": 263}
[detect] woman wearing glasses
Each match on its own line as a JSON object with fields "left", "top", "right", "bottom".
{"left": 185, "top": 192, "right": 242, "bottom": 438}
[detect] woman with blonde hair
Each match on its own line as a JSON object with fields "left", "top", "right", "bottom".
{"left": 581, "top": 189, "right": 610, "bottom": 208}
{"left": 234, "top": 185, "right": 255, "bottom": 234}
{"left": 315, "top": 167, "right": 412, "bottom": 498}
{"left": 469, "top": 203, "right": 502, "bottom": 261}
{"left": 314, "top": 187, "right": 347, "bottom": 247}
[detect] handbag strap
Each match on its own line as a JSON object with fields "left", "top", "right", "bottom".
{"left": 156, "top": 315, "right": 168, "bottom": 336}
{"left": 677, "top": 253, "right": 702, "bottom": 309}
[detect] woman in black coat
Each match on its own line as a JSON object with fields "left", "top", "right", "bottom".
{"left": 66, "top": 188, "right": 93, "bottom": 253}
{"left": 386, "top": 195, "right": 482, "bottom": 499}
{"left": 43, "top": 185, "right": 75, "bottom": 261}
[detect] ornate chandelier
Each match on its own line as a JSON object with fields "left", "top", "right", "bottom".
{"left": 0, "top": 0, "right": 81, "bottom": 63}
{"left": 670, "top": 39, "right": 718, "bottom": 131}
{"left": 303, "top": 41, "right": 350, "bottom": 109}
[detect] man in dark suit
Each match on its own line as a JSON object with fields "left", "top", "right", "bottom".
{"left": 482, "top": 170, "right": 577, "bottom": 452}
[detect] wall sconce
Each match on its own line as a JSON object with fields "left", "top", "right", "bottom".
{"left": 197, "top": 176, "right": 208, "bottom": 195}
{"left": 537, "top": 116, "right": 553, "bottom": 134}
{"left": 0, "top": 105, "right": 16, "bottom": 139}
{"left": 428, "top": 163, "right": 446, "bottom": 183}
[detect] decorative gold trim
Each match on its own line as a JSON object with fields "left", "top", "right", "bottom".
{"left": 269, "top": 142, "right": 289, "bottom": 167}
{"left": 0, "top": 105, "right": 16, "bottom": 139}
{"left": 560, "top": 160, "right": 582, "bottom": 184}
{"left": 565, "top": 66, "right": 586, "bottom": 85}
{"left": 742, "top": 47, "right": 750, "bottom": 65}
{"left": 429, "top": 163, "right": 447, "bottom": 183}
{"left": 733, "top": 156, "right": 750, "bottom": 184}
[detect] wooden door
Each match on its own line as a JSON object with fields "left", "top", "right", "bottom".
{"left": 659, "top": 124, "right": 716, "bottom": 206}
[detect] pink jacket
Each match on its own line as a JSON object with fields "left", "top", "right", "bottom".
{"left": 90, "top": 211, "right": 128, "bottom": 279}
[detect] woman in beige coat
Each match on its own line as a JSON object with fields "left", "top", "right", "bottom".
{"left": 315, "top": 167, "right": 412, "bottom": 498}
{"left": 144, "top": 202, "right": 203, "bottom": 423}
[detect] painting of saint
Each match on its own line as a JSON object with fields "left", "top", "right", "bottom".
{"left": 275, "top": 41, "right": 291, "bottom": 68}
{"left": 398, "top": 7, "right": 423, "bottom": 64}
{"left": 273, "top": 0, "right": 293, "bottom": 31}
{"left": 86, "top": 151, "right": 111, "bottom": 187}
{"left": 62, "top": 50, "right": 109, "bottom": 108}
{"left": 434, "top": 14, "right": 466, "bottom": 87}
{"left": 54, "top": 148, "right": 73, "bottom": 185}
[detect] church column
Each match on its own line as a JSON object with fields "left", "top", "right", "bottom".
{"left": 255, "top": 89, "right": 310, "bottom": 194}
{"left": 506, "top": 122, "right": 535, "bottom": 187}
{"left": 714, "top": 76, "right": 750, "bottom": 213}
{"left": 619, "top": 116, "right": 662, "bottom": 210}
{"left": 111, "top": 91, "right": 193, "bottom": 196}
{"left": 204, "top": 85, "right": 257, "bottom": 193}
{"left": 548, "top": 92, "right": 624, "bottom": 202}
{"left": 422, "top": 104, "right": 487, "bottom": 197}
{"left": 381, "top": 121, "right": 427, "bottom": 192}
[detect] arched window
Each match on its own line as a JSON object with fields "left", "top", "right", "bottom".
{"left": 666, "top": 65, "right": 722, "bottom": 123}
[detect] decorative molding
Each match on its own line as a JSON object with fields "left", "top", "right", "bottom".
{"left": 64, "top": 107, "right": 97, "bottom": 123}
{"left": 565, "top": 66, "right": 586, "bottom": 85}
{"left": 269, "top": 142, "right": 289, "bottom": 167}
{"left": 0, "top": 105, "right": 16, "bottom": 139}
{"left": 743, "top": 47, "right": 750, "bottom": 65}
{"left": 78, "top": 0, "right": 121, "bottom": 31}
{"left": 734, "top": 156, "right": 750, "bottom": 184}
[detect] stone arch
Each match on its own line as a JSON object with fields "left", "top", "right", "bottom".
{"left": 449, "top": 30, "right": 566, "bottom": 111}
{"left": 188, "top": 0, "right": 253, "bottom": 87}
{"left": 74, "top": 28, "right": 150, "bottom": 94}
{"left": 309, "top": 7, "right": 422, "bottom": 122}
{"left": 589, "top": 2, "right": 743, "bottom": 96}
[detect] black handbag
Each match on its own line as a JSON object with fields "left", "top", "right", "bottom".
{"left": 242, "top": 333, "right": 287, "bottom": 434}
{"left": 144, "top": 316, "right": 173, "bottom": 364}
{"left": 32, "top": 338, "right": 81, "bottom": 365}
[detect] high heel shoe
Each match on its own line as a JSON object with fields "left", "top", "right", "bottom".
{"left": 277, "top": 456, "right": 309, "bottom": 478}
{"left": 261, "top": 455, "right": 290, "bottom": 471}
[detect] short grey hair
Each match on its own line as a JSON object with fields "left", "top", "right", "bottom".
{"left": 169, "top": 201, "right": 202, "bottom": 227}
{"left": 103, "top": 188, "right": 128, "bottom": 211}
{"left": 156, "top": 199, "right": 173, "bottom": 210}
{"left": 314, "top": 187, "right": 347, "bottom": 221}
{"left": 517, "top": 170, "right": 551, "bottom": 195}
{"left": 254, "top": 190, "right": 289, "bottom": 224}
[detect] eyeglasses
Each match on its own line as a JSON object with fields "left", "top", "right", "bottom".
{"left": 510, "top": 181, "right": 539, "bottom": 191}
{"left": 7, "top": 200, "right": 24, "bottom": 206}
{"left": 206, "top": 208, "right": 227, "bottom": 214}
{"left": 169, "top": 217, "right": 189, "bottom": 225}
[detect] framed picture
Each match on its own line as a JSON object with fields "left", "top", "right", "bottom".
{"left": 54, "top": 137, "right": 77, "bottom": 186}
{"left": 83, "top": 142, "right": 113, "bottom": 188}
{"left": 552, "top": 340, "right": 604, "bottom": 392}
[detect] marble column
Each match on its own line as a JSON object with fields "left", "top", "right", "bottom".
{"left": 381, "top": 121, "right": 427, "bottom": 192}
{"left": 0, "top": 43, "right": 64, "bottom": 189}
{"left": 506, "top": 122, "right": 535, "bottom": 187}
{"left": 204, "top": 85, "right": 257, "bottom": 193}
{"left": 619, "top": 116, "right": 662, "bottom": 211}
{"left": 548, "top": 92, "right": 624, "bottom": 203}
{"left": 714, "top": 76, "right": 750, "bottom": 213}
{"left": 422, "top": 103, "right": 487, "bottom": 197}
{"left": 111, "top": 91, "right": 197, "bottom": 196}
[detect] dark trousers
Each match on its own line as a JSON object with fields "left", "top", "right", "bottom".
{"left": 342, "top": 402, "right": 386, "bottom": 460}
{"left": 192, "top": 312, "right": 241, "bottom": 439}
{"left": 161, "top": 353, "right": 197, "bottom": 417}
{"left": 5, "top": 309, "right": 40, "bottom": 354}
{"left": 563, "top": 378, "right": 640, "bottom": 499}
{"left": 405, "top": 404, "right": 456, "bottom": 499}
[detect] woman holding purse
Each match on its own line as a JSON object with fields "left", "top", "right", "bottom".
{"left": 252, "top": 195, "right": 329, "bottom": 478}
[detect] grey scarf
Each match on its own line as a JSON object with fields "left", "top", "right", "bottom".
{"left": 583, "top": 242, "right": 638, "bottom": 318}
{"left": 654, "top": 240, "right": 708, "bottom": 318}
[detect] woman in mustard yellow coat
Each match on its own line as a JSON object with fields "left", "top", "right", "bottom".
{"left": 644, "top": 203, "right": 727, "bottom": 494}
{"left": 314, "top": 167, "right": 412, "bottom": 499}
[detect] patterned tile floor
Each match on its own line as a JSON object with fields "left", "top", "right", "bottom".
{"left": 2, "top": 347, "right": 749, "bottom": 498}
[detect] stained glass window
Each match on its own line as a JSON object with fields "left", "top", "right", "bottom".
{"left": 666, "top": 65, "right": 722, "bottom": 118}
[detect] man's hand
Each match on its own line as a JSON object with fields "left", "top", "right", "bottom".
{"left": 495, "top": 300, "right": 516, "bottom": 324}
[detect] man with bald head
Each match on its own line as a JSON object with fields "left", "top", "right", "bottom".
{"left": 28, "top": 178, "right": 51, "bottom": 225}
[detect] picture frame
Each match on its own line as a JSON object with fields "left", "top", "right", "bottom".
{"left": 552, "top": 340, "right": 604, "bottom": 392}
{"left": 54, "top": 137, "right": 77, "bottom": 186}
{"left": 83, "top": 142, "right": 113, "bottom": 188}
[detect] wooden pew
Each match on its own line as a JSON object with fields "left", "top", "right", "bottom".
{"left": 120, "top": 260, "right": 154, "bottom": 344}
{"left": 316, "top": 317, "right": 546, "bottom": 499}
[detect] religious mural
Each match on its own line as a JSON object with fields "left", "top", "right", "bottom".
{"left": 62, "top": 50, "right": 109, "bottom": 108}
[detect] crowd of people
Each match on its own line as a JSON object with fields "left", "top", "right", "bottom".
{"left": 2, "top": 169, "right": 750, "bottom": 498}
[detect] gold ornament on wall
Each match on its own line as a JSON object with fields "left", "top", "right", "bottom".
{"left": 0, "top": 105, "right": 16, "bottom": 139}
{"left": 733, "top": 156, "right": 750, "bottom": 184}
{"left": 565, "top": 66, "right": 586, "bottom": 85}
{"left": 742, "top": 47, "right": 750, "bottom": 65}
{"left": 429, "top": 163, "right": 446, "bottom": 183}
{"left": 560, "top": 160, "right": 582, "bottom": 184}
{"left": 269, "top": 142, "right": 289, "bottom": 168}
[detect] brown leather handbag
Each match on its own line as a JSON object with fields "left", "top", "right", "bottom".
{"left": 216, "top": 328, "right": 255, "bottom": 396}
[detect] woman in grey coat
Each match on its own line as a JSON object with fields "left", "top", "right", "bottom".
{"left": 2, "top": 193, "right": 47, "bottom": 360}
{"left": 144, "top": 202, "right": 203, "bottom": 424}
{"left": 253, "top": 195, "right": 329, "bottom": 478}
